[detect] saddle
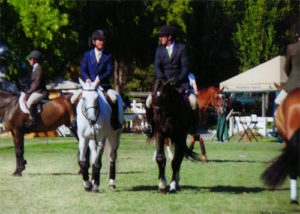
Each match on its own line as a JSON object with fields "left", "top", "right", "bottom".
{"left": 19, "top": 92, "right": 48, "bottom": 115}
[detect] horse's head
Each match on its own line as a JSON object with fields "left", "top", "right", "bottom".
{"left": 150, "top": 78, "right": 190, "bottom": 135}
{"left": 200, "top": 86, "right": 224, "bottom": 113}
{"left": 151, "top": 79, "right": 178, "bottom": 111}
{"left": 79, "top": 77, "right": 99, "bottom": 124}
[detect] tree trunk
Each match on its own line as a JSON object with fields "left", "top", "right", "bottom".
{"left": 114, "top": 59, "right": 126, "bottom": 95}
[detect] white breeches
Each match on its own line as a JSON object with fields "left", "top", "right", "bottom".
{"left": 26, "top": 91, "right": 47, "bottom": 109}
{"left": 146, "top": 93, "right": 197, "bottom": 110}
{"left": 274, "top": 90, "right": 287, "bottom": 105}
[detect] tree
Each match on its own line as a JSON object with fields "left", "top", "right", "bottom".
{"left": 1, "top": 0, "right": 84, "bottom": 86}
{"left": 232, "top": 0, "right": 297, "bottom": 72}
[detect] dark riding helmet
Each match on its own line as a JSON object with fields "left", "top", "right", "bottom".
{"left": 92, "top": 29, "right": 106, "bottom": 40}
{"left": 158, "top": 25, "right": 176, "bottom": 37}
{"left": 27, "top": 50, "right": 42, "bottom": 61}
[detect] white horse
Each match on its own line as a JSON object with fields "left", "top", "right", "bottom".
{"left": 77, "top": 77, "right": 123, "bottom": 192}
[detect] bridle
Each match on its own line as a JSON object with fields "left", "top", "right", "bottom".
{"left": 81, "top": 88, "right": 99, "bottom": 126}
{"left": 198, "top": 96, "right": 220, "bottom": 110}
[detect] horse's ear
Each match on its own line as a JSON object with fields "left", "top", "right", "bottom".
{"left": 219, "top": 86, "right": 225, "bottom": 93}
{"left": 94, "top": 76, "right": 100, "bottom": 85}
{"left": 274, "top": 83, "right": 283, "bottom": 91}
{"left": 79, "top": 78, "right": 85, "bottom": 86}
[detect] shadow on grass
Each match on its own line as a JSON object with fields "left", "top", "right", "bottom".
{"left": 125, "top": 185, "right": 289, "bottom": 194}
{"left": 27, "top": 171, "right": 143, "bottom": 176}
{"left": 0, "top": 146, "right": 14, "bottom": 151}
{"left": 206, "top": 159, "right": 270, "bottom": 164}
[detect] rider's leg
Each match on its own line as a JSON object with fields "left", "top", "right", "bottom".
{"left": 107, "top": 89, "right": 122, "bottom": 130}
{"left": 143, "top": 93, "right": 154, "bottom": 137}
{"left": 188, "top": 92, "right": 200, "bottom": 135}
{"left": 25, "top": 91, "right": 47, "bottom": 128}
{"left": 275, "top": 89, "right": 287, "bottom": 105}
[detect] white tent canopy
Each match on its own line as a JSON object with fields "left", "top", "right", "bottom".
{"left": 220, "top": 56, "right": 288, "bottom": 92}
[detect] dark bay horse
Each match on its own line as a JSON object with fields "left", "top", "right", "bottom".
{"left": 190, "top": 86, "right": 224, "bottom": 161}
{"left": 0, "top": 89, "right": 77, "bottom": 176}
{"left": 156, "top": 86, "right": 224, "bottom": 162}
{"left": 262, "top": 88, "right": 300, "bottom": 204}
{"left": 150, "top": 79, "right": 200, "bottom": 193}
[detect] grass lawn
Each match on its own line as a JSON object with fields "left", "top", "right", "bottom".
{"left": 0, "top": 134, "right": 299, "bottom": 214}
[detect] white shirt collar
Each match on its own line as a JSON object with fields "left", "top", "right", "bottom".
{"left": 32, "top": 63, "right": 39, "bottom": 72}
{"left": 166, "top": 41, "right": 175, "bottom": 50}
{"left": 94, "top": 48, "right": 103, "bottom": 56}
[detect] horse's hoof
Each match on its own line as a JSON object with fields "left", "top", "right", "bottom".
{"left": 109, "top": 184, "right": 116, "bottom": 189}
{"left": 91, "top": 188, "right": 99, "bottom": 193}
{"left": 158, "top": 188, "right": 168, "bottom": 194}
{"left": 84, "top": 186, "right": 92, "bottom": 192}
{"left": 83, "top": 181, "right": 92, "bottom": 192}
{"left": 12, "top": 171, "right": 22, "bottom": 176}
{"left": 290, "top": 200, "right": 299, "bottom": 204}
{"left": 202, "top": 155, "right": 208, "bottom": 163}
{"left": 169, "top": 188, "right": 177, "bottom": 194}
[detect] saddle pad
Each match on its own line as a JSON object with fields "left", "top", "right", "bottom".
{"left": 19, "top": 92, "right": 30, "bottom": 114}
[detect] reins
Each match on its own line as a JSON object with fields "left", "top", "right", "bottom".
{"left": 81, "top": 88, "right": 100, "bottom": 142}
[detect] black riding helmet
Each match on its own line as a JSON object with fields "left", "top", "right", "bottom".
{"left": 27, "top": 50, "right": 42, "bottom": 61}
{"left": 92, "top": 29, "right": 106, "bottom": 40}
{"left": 158, "top": 25, "right": 176, "bottom": 37}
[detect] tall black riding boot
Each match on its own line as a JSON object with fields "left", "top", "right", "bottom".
{"left": 143, "top": 107, "right": 154, "bottom": 137}
{"left": 25, "top": 107, "right": 37, "bottom": 130}
{"left": 111, "top": 102, "right": 122, "bottom": 130}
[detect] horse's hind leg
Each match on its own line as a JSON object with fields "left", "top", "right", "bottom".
{"left": 199, "top": 137, "right": 208, "bottom": 162}
{"left": 12, "top": 130, "right": 27, "bottom": 176}
{"left": 156, "top": 135, "right": 167, "bottom": 194}
{"left": 170, "top": 139, "right": 185, "bottom": 193}
{"left": 107, "top": 132, "right": 121, "bottom": 189}
{"left": 290, "top": 171, "right": 298, "bottom": 204}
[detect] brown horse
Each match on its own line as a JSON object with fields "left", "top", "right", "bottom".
{"left": 150, "top": 79, "right": 200, "bottom": 194}
{"left": 262, "top": 88, "right": 300, "bottom": 204}
{"left": 0, "top": 89, "right": 77, "bottom": 176}
{"left": 189, "top": 86, "right": 224, "bottom": 161}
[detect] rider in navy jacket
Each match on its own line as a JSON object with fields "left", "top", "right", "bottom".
{"left": 80, "top": 29, "right": 121, "bottom": 129}
{"left": 144, "top": 25, "right": 199, "bottom": 137}
{"left": 154, "top": 41, "right": 190, "bottom": 92}
{"left": 80, "top": 42, "right": 113, "bottom": 90}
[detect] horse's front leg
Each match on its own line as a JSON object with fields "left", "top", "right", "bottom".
{"left": 107, "top": 132, "right": 121, "bottom": 189}
{"left": 156, "top": 135, "right": 167, "bottom": 194}
{"left": 170, "top": 138, "right": 185, "bottom": 193}
{"left": 90, "top": 138, "right": 106, "bottom": 193}
{"left": 11, "top": 130, "right": 27, "bottom": 176}
{"left": 78, "top": 136, "right": 91, "bottom": 191}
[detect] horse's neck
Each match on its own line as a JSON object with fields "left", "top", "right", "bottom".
{"left": 0, "top": 91, "right": 19, "bottom": 118}
{"left": 97, "top": 90, "right": 111, "bottom": 115}
{"left": 197, "top": 92, "right": 212, "bottom": 111}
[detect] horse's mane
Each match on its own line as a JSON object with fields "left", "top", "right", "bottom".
{"left": 0, "top": 89, "right": 19, "bottom": 97}
{"left": 197, "top": 86, "right": 218, "bottom": 95}
{"left": 0, "top": 89, "right": 20, "bottom": 118}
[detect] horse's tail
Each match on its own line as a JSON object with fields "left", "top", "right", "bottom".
{"left": 183, "top": 143, "right": 201, "bottom": 162}
{"left": 261, "top": 128, "right": 300, "bottom": 187}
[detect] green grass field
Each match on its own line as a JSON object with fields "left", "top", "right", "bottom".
{"left": 0, "top": 134, "right": 299, "bottom": 214}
